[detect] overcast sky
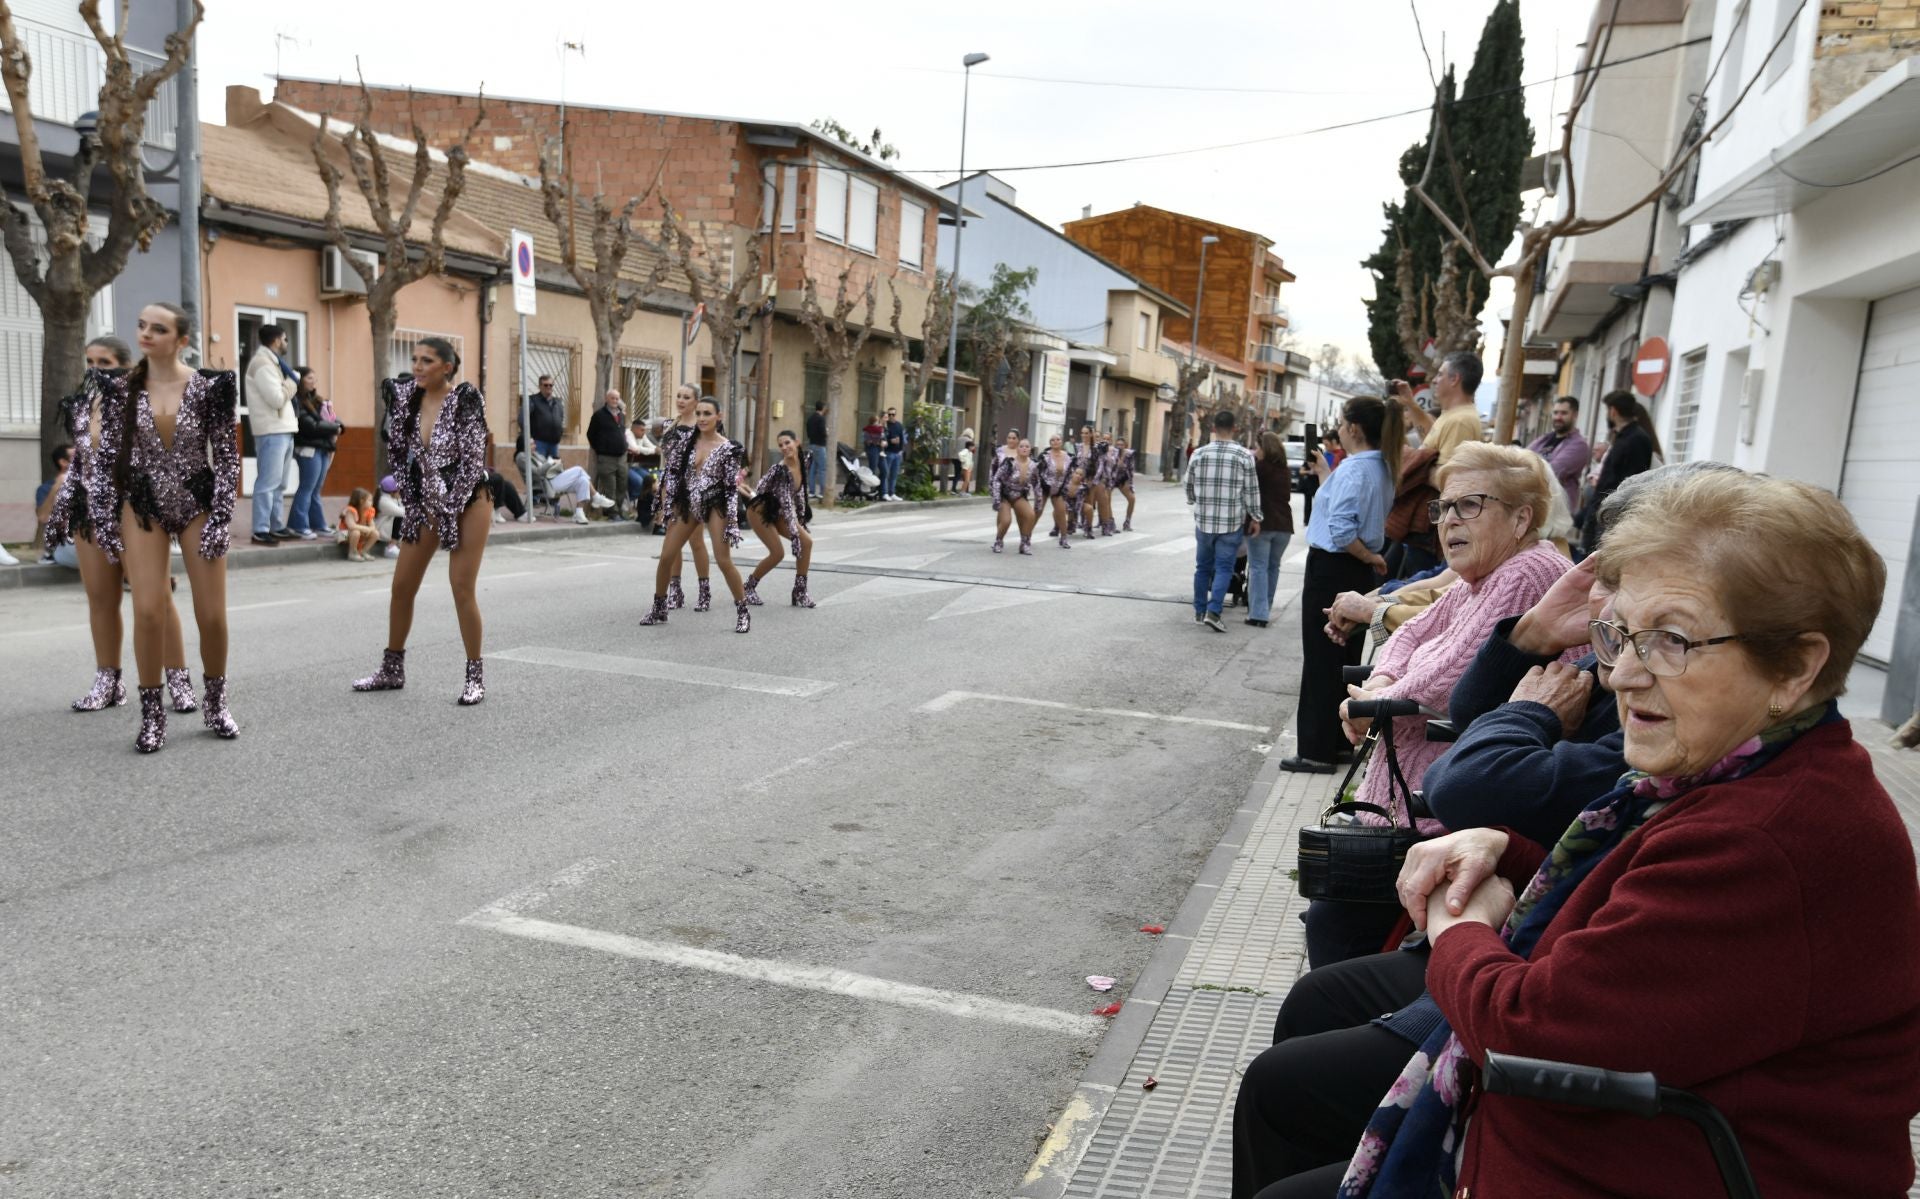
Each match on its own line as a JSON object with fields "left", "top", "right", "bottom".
{"left": 196, "top": 0, "right": 1599, "bottom": 373}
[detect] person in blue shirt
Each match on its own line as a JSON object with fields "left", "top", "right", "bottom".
{"left": 1283, "top": 396, "right": 1404, "bottom": 772}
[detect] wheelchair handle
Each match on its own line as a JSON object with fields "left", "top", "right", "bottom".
{"left": 1481, "top": 1052, "right": 1661, "bottom": 1118}
{"left": 1342, "top": 665, "right": 1374, "bottom": 687}
{"left": 1346, "top": 698, "right": 1424, "bottom": 720}
{"left": 1425, "top": 719, "right": 1459, "bottom": 743}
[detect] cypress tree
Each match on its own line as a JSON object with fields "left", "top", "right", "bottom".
{"left": 1361, "top": 1, "right": 1529, "bottom": 380}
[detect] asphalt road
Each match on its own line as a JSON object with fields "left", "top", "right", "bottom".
{"left": 0, "top": 480, "right": 1309, "bottom": 1199}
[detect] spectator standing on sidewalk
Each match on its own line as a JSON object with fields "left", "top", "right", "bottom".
{"left": 1581, "top": 390, "right": 1661, "bottom": 555}
{"left": 1283, "top": 397, "right": 1401, "bottom": 773}
{"left": 1184, "top": 409, "right": 1262, "bottom": 633}
{"left": 520, "top": 375, "right": 565, "bottom": 458}
{"left": 805, "top": 400, "right": 830, "bottom": 499}
{"left": 288, "top": 369, "right": 342, "bottom": 540}
{"left": 882, "top": 406, "right": 908, "bottom": 500}
{"left": 588, "top": 390, "right": 629, "bottom": 521}
{"left": 1244, "top": 432, "right": 1295, "bottom": 628}
{"left": 245, "top": 324, "right": 299, "bottom": 546}
{"left": 862, "top": 411, "right": 885, "bottom": 484}
{"left": 1524, "top": 395, "right": 1589, "bottom": 514}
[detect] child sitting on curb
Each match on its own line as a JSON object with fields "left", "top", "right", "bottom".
{"left": 338, "top": 487, "right": 380, "bottom": 561}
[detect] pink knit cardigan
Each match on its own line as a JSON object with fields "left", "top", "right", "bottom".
{"left": 1355, "top": 540, "right": 1575, "bottom": 831}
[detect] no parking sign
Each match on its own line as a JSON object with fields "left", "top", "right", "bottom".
{"left": 510, "top": 229, "right": 536, "bottom": 316}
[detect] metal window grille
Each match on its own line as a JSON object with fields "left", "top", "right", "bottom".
{"left": 391, "top": 328, "right": 468, "bottom": 381}
{"left": 620, "top": 353, "right": 662, "bottom": 422}
{"left": 1670, "top": 349, "right": 1706, "bottom": 462}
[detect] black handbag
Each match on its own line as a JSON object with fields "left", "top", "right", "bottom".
{"left": 1297, "top": 706, "right": 1421, "bottom": 904}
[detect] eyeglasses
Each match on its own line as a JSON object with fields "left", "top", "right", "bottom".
{"left": 1589, "top": 619, "right": 1744, "bottom": 678}
{"left": 1426, "top": 493, "right": 1511, "bottom": 524}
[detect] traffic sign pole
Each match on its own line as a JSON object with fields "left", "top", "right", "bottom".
{"left": 510, "top": 230, "right": 538, "bottom": 508}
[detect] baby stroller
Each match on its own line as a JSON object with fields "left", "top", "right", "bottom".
{"left": 837, "top": 441, "right": 883, "bottom": 502}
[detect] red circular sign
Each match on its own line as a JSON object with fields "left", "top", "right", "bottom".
{"left": 1633, "top": 337, "right": 1670, "bottom": 397}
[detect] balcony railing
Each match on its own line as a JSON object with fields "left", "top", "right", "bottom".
{"left": 1250, "top": 344, "right": 1286, "bottom": 366}
{"left": 1255, "top": 296, "right": 1291, "bottom": 322}
{"left": 0, "top": 18, "right": 178, "bottom": 151}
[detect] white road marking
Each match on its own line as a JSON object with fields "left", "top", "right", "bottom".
{"left": 1137, "top": 537, "right": 1197, "bottom": 556}
{"left": 927, "top": 588, "right": 1064, "bottom": 621}
{"left": 227, "top": 599, "right": 308, "bottom": 613}
{"left": 498, "top": 544, "right": 643, "bottom": 561}
{"left": 857, "top": 552, "right": 952, "bottom": 571}
{"left": 460, "top": 909, "right": 1105, "bottom": 1037}
{"left": 493, "top": 646, "right": 836, "bottom": 697}
{"left": 745, "top": 738, "right": 864, "bottom": 792}
{"left": 483, "top": 570, "right": 538, "bottom": 581}
{"left": 820, "top": 576, "right": 959, "bottom": 606}
{"left": 830, "top": 516, "right": 971, "bottom": 539}
{"left": 918, "top": 690, "right": 1269, "bottom": 733}
{"left": 480, "top": 858, "right": 614, "bottom": 917}
{"left": 802, "top": 546, "right": 874, "bottom": 565}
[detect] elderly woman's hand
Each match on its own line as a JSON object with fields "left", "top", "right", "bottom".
{"left": 1426, "top": 875, "right": 1517, "bottom": 939}
{"left": 1510, "top": 557, "right": 1599, "bottom": 655}
{"left": 1337, "top": 678, "right": 1398, "bottom": 745}
{"left": 1397, "top": 827, "right": 1510, "bottom": 932}
{"left": 1328, "top": 590, "right": 1377, "bottom": 627}
{"left": 1509, "top": 661, "right": 1591, "bottom": 734}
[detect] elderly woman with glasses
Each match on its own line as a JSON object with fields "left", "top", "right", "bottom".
{"left": 1233, "top": 467, "right": 1920, "bottom": 1199}
{"left": 1309, "top": 442, "right": 1572, "bottom": 968}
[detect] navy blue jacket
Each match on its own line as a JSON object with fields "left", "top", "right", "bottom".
{"left": 1423, "top": 615, "right": 1625, "bottom": 848}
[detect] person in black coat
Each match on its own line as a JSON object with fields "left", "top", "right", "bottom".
{"left": 1581, "top": 390, "right": 1661, "bottom": 553}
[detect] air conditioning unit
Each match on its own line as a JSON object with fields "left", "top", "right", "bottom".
{"left": 320, "top": 245, "right": 381, "bottom": 297}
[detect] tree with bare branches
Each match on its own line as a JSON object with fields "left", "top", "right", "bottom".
{"left": 1162, "top": 356, "right": 1211, "bottom": 482}
{"left": 537, "top": 133, "right": 669, "bottom": 402}
{"left": 797, "top": 266, "right": 878, "bottom": 506}
{"left": 657, "top": 196, "right": 764, "bottom": 451}
{"left": 308, "top": 69, "right": 486, "bottom": 474}
{"left": 0, "top": 0, "right": 203, "bottom": 477}
{"left": 1404, "top": 0, "right": 1796, "bottom": 441}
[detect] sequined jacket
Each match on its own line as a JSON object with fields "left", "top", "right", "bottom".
{"left": 87, "top": 368, "right": 240, "bottom": 563}
{"left": 655, "top": 422, "right": 695, "bottom": 524}
{"left": 753, "top": 459, "right": 812, "bottom": 557}
{"left": 1034, "top": 449, "right": 1079, "bottom": 500}
{"left": 989, "top": 455, "right": 1037, "bottom": 508}
{"left": 1108, "top": 447, "right": 1135, "bottom": 486}
{"left": 385, "top": 377, "right": 491, "bottom": 551}
{"left": 42, "top": 382, "right": 107, "bottom": 547}
{"left": 663, "top": 432, "right": 744, "bottom": 546}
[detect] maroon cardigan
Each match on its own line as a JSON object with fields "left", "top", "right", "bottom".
{"left": 1429, "top": 720, "right": 1920, "bottom": 1197}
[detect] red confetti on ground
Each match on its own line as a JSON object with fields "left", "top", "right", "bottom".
{"left": 1093, "top": 1002, "right": 1123, "bottom": 1018}
{"left": 1142, "top": 1076, "right": 1159, "bottom": 1091}
{"left": 1139, "top": 924, "right": 1165, "bottom": 935}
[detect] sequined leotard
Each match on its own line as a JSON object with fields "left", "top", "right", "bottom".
{"left": 87, "top": 368, "right": 240, "bottom": 563}
{"left": 990, "top": 455, "right": 1037, "bottom": 508}
{"left": 1035, "top": 449, "right": 1079, "bottom": 501}
{"left": 662, "top": 432, "right": 744, "bottom": 546}
{"left": 42, "top": 380, "right": 114, "bottom": 546}
{"left": 385, "top": 378, "right": 491, "bottom": 551}
{"left": 752, "top": 458, "right": 812, "bottom": 558}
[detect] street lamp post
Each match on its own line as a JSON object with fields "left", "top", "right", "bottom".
{"left": 943, "top": 52, "right": 989, "bottom": 483}
{"left": 1179, "top": 233, "right": 1219, "bottom": 470}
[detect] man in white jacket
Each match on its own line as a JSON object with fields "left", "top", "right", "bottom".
{"left": 245, "top": 325, "right": 299, "bottom": 545}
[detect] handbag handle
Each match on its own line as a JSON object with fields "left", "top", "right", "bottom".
{"left": 1329, "top": 709, "right": 1419, "bottom": 827}
{"left": 1319, "top": 800, "right": 1397, "bottom": 823}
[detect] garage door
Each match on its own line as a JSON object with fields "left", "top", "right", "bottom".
{"left": 1838, "top": 286, "right": 1920, "bottom": 663}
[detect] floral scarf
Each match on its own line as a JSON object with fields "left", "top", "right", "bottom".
{"left": 1337, "top": 700, "right": 1838, "bottom": 1198}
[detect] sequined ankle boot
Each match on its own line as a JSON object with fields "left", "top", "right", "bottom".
{"left": 1019, "top": 536, "right": 1033, "bottom": 555}
{"left": 791, "top": 574, "right": 816, "bottom": 609}
{"left": 201, "top": 675, "right": 239, "bottom": 738}
{"left": 734, "top": 599, "right": 751, "bottom": 634}
{"left": 1122, "top": 518, "right": 1133, "bottom": 532}
{"left": 352, "top": 648, "right": 407, "bottom": 692}
{"left": 165, "top": 666, "right": 198, "bottom": 713}
{"left": 666, "top": 578, "right": 686, "bottom": 609}
{"left": 640, "top": 594, "right": 669, "bottom": 625}
{"left": 695, "top": 579, "right": 712, "bottom": 612}
{"left": 744, "top": 574, "right": 765, "bottom": 606}
{"left": 135, "top": 687, "right": 166, "bottom": 753}
{"left": 73, "top": 667, "right": 125, "bottom": 712}
{"left": 1058, "top": 533, "right": 1073, "bottom": 549}
{"left": 458, "top": 659, "right": 485, "bottom": 706}
{"left": 992, "top": 537, "right": 1004, "bottom": 554}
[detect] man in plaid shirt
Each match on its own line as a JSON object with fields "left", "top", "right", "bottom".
{"left": 1183, "top": 409, "right": 1263, "bottom": 632}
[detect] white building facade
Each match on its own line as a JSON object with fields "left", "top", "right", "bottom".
{"left": 1663, "top": 0, "right": 1920, "bottom": 696}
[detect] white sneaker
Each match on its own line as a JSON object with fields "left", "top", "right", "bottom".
{"left": 517, "top": 513, "right": 537, "bottom": 524}
{"left": 383, "top": 544, "right": 400, "bottom": 559}
{"left": 0, "top": 545, "right": 18, "bottom": 566}
{"left": 573, "top": 508, "right": 590, "bottom": 525}
{"left": 297, "top": 530, "right": 318, "bottom": 541}
{"left": 590, "top": 491, "right": 615, "bottom": 510}
{"left": 493, "top": 510, "right": 506, "bottom": 524}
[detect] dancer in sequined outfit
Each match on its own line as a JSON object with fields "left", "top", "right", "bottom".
{"left": 1091, "top": 432, "right": 1121, "bottom": 535}
{"left": 85, "top": 304, "right": 241, "bottom": 753}
{"left": 655, "top": 384, "right": 713, "bottom": 611}
{"left": 990, "top": 439, "right": 1041, "bottom": 555}
{"left": 1035, "top": 434, "right": 1079, "bottom": 551}
{"left": 1112, "top": 436, "right": 1138, "bottom": 531}
{"left": 995, "top": 429, "right": 1019, "bottom": 464}
{"left": 743, "top": 431, "right": 818, "bottom": 609}
{"left": 43, "top": 336, "right": 199, "bottom": 716}
{"left": 641, "top": 397, "right": 752, "bottom": 631}
{"left": 350, "top": 337, "right": 494, "bottom": 705}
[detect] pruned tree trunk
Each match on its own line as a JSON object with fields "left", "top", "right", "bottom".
{"left": 798, "top": 266, "right": 877, "bottom": 507}
{"left": 658, "top": 198, "right": 764, "bottom": 463}
{"left": 0, "top": 0, "right": 204, "bottom": 479}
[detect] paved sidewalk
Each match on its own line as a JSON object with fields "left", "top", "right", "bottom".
{"left": 1034, "top": 710, "right": 1920, "bottom": 1199}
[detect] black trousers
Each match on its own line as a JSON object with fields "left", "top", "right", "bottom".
{"left": 1304, "top": 898, "right": 1410, "bottom": 970}
{"left": 486, "top": 471, "right": 526, "bottom": 520}
{"left": 1233, "top": 950, "right": 1432, "bottom": 1199}
{"left": 1297, "top": 548, "right": 1378, "bottom": 762}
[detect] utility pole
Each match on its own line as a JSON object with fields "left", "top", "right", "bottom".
{"left": 176, "top": 0, "right": 202, "bottom": 360}
{"left": 941, "top": 52, "right": 989, "bottom": 414}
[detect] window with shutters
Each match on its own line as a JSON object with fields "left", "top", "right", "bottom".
{"left": 898, "top": 199, "right": 925, "bottom": 270}
{"left": 1, "top": 207, "right": 112, "bottom": 433}
{"left": 814, "top": 167, "right": 848, "bottom": 244}
{"left": 1670, "top": 349, "right": 1706, "bottom": 462}
{"left": 759, "top": 164, "right": 798, "bottom": 234}
{"left": 847, "top": 177, "right": 879, "bottom": 254}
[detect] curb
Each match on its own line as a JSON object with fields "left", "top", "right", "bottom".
{"left": 1015, "top": 749, "right": 1288, "bottom": 1199}
{"left": 0, "top": 519, "right": 642, "bottom": 590}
